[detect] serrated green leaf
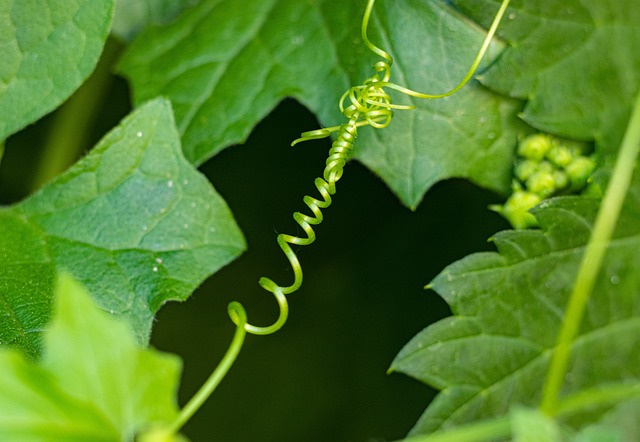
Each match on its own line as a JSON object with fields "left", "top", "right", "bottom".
{"left": 453, "top": 0, "right": 640, "bottom": 159}
{"left": 0, "top": 0, "right": 114, "bottom": 141}
{"left": 43, "top": 273, "right": 181, "bottom": 438}
{"left": 111, "top": 0, "right": 198, "bottom": 42}
{"left": 391, "top": 186, "right": 640, "bottom": 434}
{"left": 0, "top": 98, "right": 245, "bottom": 353}
{"left": 117, "top": 0, "right": 523, "bottom": 208}
{"left": 0, "top": 273, "right": 182, "bottom": 441}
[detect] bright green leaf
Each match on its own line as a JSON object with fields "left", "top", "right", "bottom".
{"left": 453, "top": 0, "right": 640, "bottom": 160}
{"left": 43, "top": 273, "right": 181, "bottom": 439}
{"left": 391, "top": 186, "right": 640, "bottom": 434}
{"left": 1, "top": 98, "right": 245, "bottom": 352}
{"left": 0, "top": 273, "right": 182, "bottom": 441}
{"left": 117, "top": 0, "right": 523, "bottom": 208}
{"left": 0, "top": 0, "right": 114, "bottom": 141}
{"left": 0, "top": 351, "right": 117, "bottom": 441}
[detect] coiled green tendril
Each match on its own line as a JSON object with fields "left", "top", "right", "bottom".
{"left": 164, "top": 0, "right": 511, "bottom": 437}
{"left": 229, "top": 0, "right": 510, "bottom": 335}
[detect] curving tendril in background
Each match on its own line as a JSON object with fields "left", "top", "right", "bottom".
{"left": 163, "top": 0, "right": 511, "bottom": 437}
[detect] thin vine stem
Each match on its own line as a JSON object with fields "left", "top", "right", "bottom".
{"left": 371, "top": 0, "right": 511, "bottom": 100}
{"left": 540, "top": 91, "right": 640, "bottom": 414}
{"left": 167, "top": 303, "right": 248, "bottom": 434}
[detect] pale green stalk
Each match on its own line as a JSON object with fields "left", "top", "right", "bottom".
{"left": 395, "top": 418, "right": 511, "bottom": 442}
{"left": 167, "top": 303, "right": 248, "bottom": 435}
{"left": 541, "top": 92, "right": 640, "bottom": 414}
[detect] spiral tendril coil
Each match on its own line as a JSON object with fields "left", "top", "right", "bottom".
{"left": 228, "top": 0, "right": 511, "bottom": 336}
{"left": 228, "top": 51, "right": 400, "bottom": 335}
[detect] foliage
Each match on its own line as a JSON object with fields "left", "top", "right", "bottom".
{"left": 0, "top": 273, "right": 181, "bottom": 441}
{"left": 0, "top": 0, "right": 639, "bottom": 441}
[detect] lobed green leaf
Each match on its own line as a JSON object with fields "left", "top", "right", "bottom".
{"left": 392, "top": 183, "right": 640, "bottom": 434}
{"left": 117, "top": 0, "right": 524, "bottom": 208}
{"left": 0, "top": 0, "right": 114, "bottom": 141}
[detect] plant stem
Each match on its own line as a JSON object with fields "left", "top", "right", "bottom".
{"left": 395, "top": 417, "right": 511, "bottom": 442}
{"left": 540, "top": 91, "right": 640, "bottom": 414}
{"left": 167, "top": 303, "right": 248, "bottom": 435}
{"left": 31, "top": 37, "right": 121, "bottom": 191}
{"left": 556, "top": 382, "right": 640, "bottom": 418}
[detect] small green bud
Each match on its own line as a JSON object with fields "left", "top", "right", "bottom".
{"left": 496, "top": 190, "right": 542, "bottom": 229}
{"left": 537, "top": 160, "right": 554, "bottom": 173}
{"left": 526, "top": 170, "right": 557, "bottom": 198}
{"left": 518, "top": 134, "right": 553, "bottom": 161}
{"left": 552, "top": 170, "right": 569, "bottom": 190}
{"left": 546, "top": 144, "right": 573, "bottom": 168}
{"left": 566, "top": 156, "right": 596, "bottom": 190}
{"left": 514, "top": 159, "right": 539, "bottom": 182}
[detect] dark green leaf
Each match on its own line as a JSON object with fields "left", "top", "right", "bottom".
{"left": 1, "top": 98, "right": 245, "bottom": 351}
{"left": 391, "top": 188, "right": 640, "bottom": 434}
{"left": 454, "top": 0, "right": 640, "bottom": 160}
{"left": 0, "top": 0, "right": 114, "bottom": 140}
{"left": 117, "top": 0, "right": 523, "bottom": 208}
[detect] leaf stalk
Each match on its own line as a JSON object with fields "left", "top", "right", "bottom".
{"left": 541, "top": 91, "right": 640, "bottom": 414}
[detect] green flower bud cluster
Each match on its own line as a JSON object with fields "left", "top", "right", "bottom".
{"left": 492, "top": 133, "right": 596, "bottom": 229}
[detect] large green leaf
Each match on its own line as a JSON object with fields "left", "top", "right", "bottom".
{"left": 117, "top": 0, "right": 524, "bottom": 208}
{"left": 390, "top": 184, "right": 640, "bottom": 434}
{"left": 0, "top": 273, "right": 182, "bottom": 441}
{"left": 453, "top": 0, "right": 640, "bottom": 159}
{"left": 0, "top": 98, "right": 245, "bottom": 353}
{"left": 0, "top": 0, "right": 114, "bottom": 141}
